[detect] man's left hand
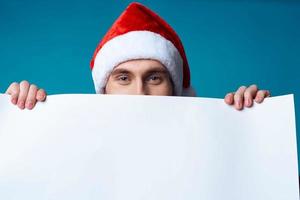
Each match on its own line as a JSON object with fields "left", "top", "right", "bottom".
{"left": 224, "top": 84, "right": 271, "bottom": 110}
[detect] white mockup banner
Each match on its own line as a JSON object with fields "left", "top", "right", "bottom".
{"left": 0, "top": 94, "right": 298, "bottom": 199}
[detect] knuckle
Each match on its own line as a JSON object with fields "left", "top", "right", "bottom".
{"left": 27, "top": 91, "right": 36, "bottom": 99}
{"left": 11, "top": 82, "right": 19, "bottom": 87}
{"left": 8, "top": 82, "right": 20, "bottom": 93}
{"left": 243, "top": 92, "right": 251, "bottom": 99}
{"left": 37, "top": 89, "right": 46, "bottom": 99}
{"left": 234, "top": 94, "right": 242, "bottom": 101}
{"left": 30, "top": 84, "right": 38, "bottom": 91}
{"left": 225, "top": 92, "right": 233, "bottom": 97}
{"left": 37, "top": 89, "right": 44, "bottom": 95}
{"left": 250, "top": 84, "right": 258, "bottom": 90}
{"left": 255, "top": 92, "right": 264, "bottom": 100}
{"left": 11, "top": 87, "right": 20, "bottom": 95}
{"left": 20, "top": 80, "right": 30, "bottom": 87}
{"left": 261, "top": 91, "right": 268, "bottom": 97}
{"left": 238, "top": 85, "right": 247, "bottom": 90}
{"left": 41, "top": 89, "right": 47, "bottom": 96}
{"left": 258, "top": 90, "right": 265, "bottom": 96}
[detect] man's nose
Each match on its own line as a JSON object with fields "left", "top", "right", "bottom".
{"left": 134, "top": 80, "right": 146, "bottom": 95}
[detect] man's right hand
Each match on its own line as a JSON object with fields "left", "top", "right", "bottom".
{"left": 5, "top": 80, "right": 47, "bottom": 110}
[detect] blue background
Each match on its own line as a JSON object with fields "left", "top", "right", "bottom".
{"left": 1, "top": 0, "right": 299, "bottom": 171}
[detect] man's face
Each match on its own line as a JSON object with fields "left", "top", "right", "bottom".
{"left": 104, "top": 59, "right": 173, "bottom": 96}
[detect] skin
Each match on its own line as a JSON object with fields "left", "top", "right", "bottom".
{"left": 5, "top": 59, "right": 270, "bottom": 110}
{"left": 104, "top": 59, "right": 173, "bottom": 96}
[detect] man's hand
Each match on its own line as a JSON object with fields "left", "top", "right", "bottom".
{"left": 5, "top": 80, "right": 47, "bottom": 110}
{"left": 224, "top": 84, "right": 271, "bottom": 110}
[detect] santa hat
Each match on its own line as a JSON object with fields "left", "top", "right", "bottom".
{"left": 90, "top": 2, "right": 196, "bottom": 96}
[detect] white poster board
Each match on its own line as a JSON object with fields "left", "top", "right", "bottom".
{"left": 0, "top": 94, "right": 298, "bottom": 200}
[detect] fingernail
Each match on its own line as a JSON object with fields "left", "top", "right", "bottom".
{"left": 247, "top": 99, "right": 251, "bottom": 106}
{"left": 237, "top": 102, "right": 242, "bottom": 109}
{"left": 18, "top": 100, "right": 23, "bottom": 106}
{"left": 12, "top": 98, "right": 17, "bottom": 104}
{"left": 27, "top": 102, "right": 33, "bottom": 109}
{"left": 256, "top": 97, "right": 262, "bottom": 103}
{"left": 18, "top": 100, "right": 25, "bottom": 109}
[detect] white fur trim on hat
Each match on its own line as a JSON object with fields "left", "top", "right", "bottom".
{"left": 92, "top": 30, "right": 184, "bottom": 96}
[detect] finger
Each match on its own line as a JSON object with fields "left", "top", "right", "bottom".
{"left": 234, "top": 85, "right": 247, "bottom": 110}
{"left": 5, "top": 82, "right": 20, "bottom": 105}
{"left": 266, "top": 90, "right": 271, "bottom": 97}
{"left": 224, "top": 92, "right": 234, "bottom": 105}
{"left": 17, "top": 80, "right": 30, "bottom": 109}
{"left": 36, "top": 89, "right": 47, "bottom": 102}
{"left": 25, "top": 84, "right": 38, "bottom": 110}
{"left": 243, "top": 84, "right": 258, "bottom": 107}
{"left": 254, "top": 90, "right": 270, "bottom": 103}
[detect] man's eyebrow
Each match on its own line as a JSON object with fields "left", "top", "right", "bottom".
{"left": 111, "top": 67, "right": 168, "bottom": 76}
{"left": 145, "top": 67, "right": 168, "bottom": 74}
{"left": 111, "top": 69, "right": 130, "bottom": 76}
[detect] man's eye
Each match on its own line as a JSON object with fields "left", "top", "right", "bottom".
{"left": 147, "top": 75, "right": 162, "bottom": 84}
{"left": 118, "top": 76, "right": 128, "bottom": 81}
{"left": 116, "top": 75, "right": 130, "bottom": 84}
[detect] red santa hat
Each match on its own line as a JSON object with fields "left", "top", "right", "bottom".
{"left": 90, "top": 2, "right": 196, "bottom": 96}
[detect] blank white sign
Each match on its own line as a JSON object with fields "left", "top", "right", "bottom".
{"left": 0, "top": 94, "right": 298, "bottom": 200}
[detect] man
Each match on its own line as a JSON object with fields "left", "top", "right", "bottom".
{"left": 5, "top": 2, "right": 270, "bottom": 109}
